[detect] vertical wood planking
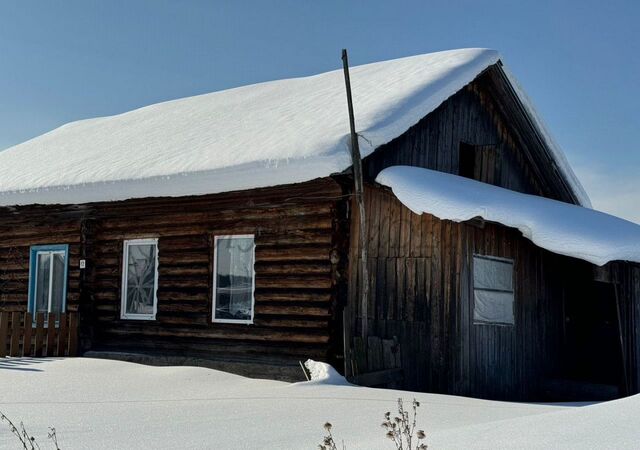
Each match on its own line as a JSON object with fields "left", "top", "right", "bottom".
{"left": 23, "top": 312, "right": 33, "bottom": 357}
{"left": 68, "top": 312, "right": 78, "bottom": 356}
{"left": 0, "top": 312, "right": 8, "bottom": 357}
{"left": 57, "top": 313, "right": 68, "bottom": 356}
{"left": 34, "top": 313, "right": 45, "bottom": 357}
{"left": 349, "top": 182, "right": 581, "bottom": 400}
{"left": 9, "top": 311, "right": 20, "bottom": 357}
{"left": 46, "top": 314, "right": 56, "bottom": 357}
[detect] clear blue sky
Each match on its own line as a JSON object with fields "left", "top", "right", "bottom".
{"left": 1, "top": 1, "right": 638, "bottom": 221}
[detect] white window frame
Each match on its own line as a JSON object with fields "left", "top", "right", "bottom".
{"left": 472, "top": 254, "right": 515, "bottom": 327}
{"left": 120, "top": 238, "right": 159, "bottom": 321}
{"left": 212, "top": 234, "right": 256, "bottom": 325}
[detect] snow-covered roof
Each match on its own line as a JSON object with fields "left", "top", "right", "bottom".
{"left": 0, "top": 48, "right": 590, "bottom": 206}
{"left": 376, "top": 166, "right": 640, "bottom": 266}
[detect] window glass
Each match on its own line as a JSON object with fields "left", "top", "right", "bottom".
{"left": 473, "top": 257, "right": 513, "bottom": 291}
{"left": 29, "top": 246, "right": 68, "bottom": 320}
{"left": 473, "top": 255, "right": 514, "bottom": 325}
{"left": 121, "top": 240, "right": 158, "bottom": 319}
{"left": 35, "top": 253, "right": 51, "bottom": 313}
{"left": 214, "top": 236, "right": 255, "bottom": 322}
{"left": 50, "top": 253, "right": 66, "bottom": 314}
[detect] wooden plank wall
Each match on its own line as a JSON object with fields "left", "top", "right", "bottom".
{"left": 348, "top": 185, "right": 572, "bottom": 400}
{"left": 0, "top": 178, "right": 349, "bottom": 369}
{"left": 633, "top": 264, "right": 640, "bottom": 392}
{"left": 614, "top": 262, "right": 640, "bottom": 393}
{"left": 362, "top": 66, "right": 577, "bottom": 205}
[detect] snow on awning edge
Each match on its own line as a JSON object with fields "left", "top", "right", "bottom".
{"left": 376, "top": 166, "right": 640, "bottom": 266}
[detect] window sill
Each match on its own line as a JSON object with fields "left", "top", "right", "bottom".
{"left": 211, "top": 318, "right": 253, "bottom": 325}
{"left": 120, "top": 314, "right": 156, "bottom": 321}
{"left": 473, "top": 321, "right": 515, "bottom": 327}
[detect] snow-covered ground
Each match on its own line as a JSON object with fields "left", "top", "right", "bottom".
{"left": 0, "top": 358, "right": 638, "bottom": 449}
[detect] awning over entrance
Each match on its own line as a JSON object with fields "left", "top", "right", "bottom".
{"left": 376, "top": 166, "right": 640, "bottom": 266}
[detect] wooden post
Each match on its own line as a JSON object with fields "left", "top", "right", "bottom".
{"left": 0, "top": 312, "right": 8, "bottom": 357}
{"left": 68, "top": 313, "right": 78, "bottom": 356}
{"left": 613, "top": 284, "right": 630, "bottom": 395}
{"left": 46, "top": 313, "right": 56, "bottom": 357}
{"left": 9, "top": 311, "right": 20, "bottom": 356}
{"left": 342, "top": 49, "right": 369, "bottom": 340}
{"left": 57, "top": 313, "right": 68, "bottom": 357}
{"left": 34, "top": 313, "right": 45, "bottom": 357}
{"left": 23, "top": 313, "right": 33, "bottom": 357}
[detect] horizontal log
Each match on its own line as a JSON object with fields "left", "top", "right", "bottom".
{"left": 0, "top": 233, "right": 81, "bottom": 248}
{"left": 255, "top": 276, "right": 332, "bottom": 290}
{"left": 89, "top": 286, "right": 331, "bottom": 303}
{"left": 254, "top": 262, "right": 332, "bottom": 276}
{"left": 0, "top": 220, "right": 80, "bottom": 237}
{"left": 94, "top": 216, "right": 333, "bottom": 242}
{"left": 93, "top": 307, "right": 330, "bottom": 329}
{"left": 93, "top": 336, "right": 329, "bottom": 359}
{"left": 157, "top": 266, "right": 210, "bottom": 277}
{"left": 98, "top": 324, "right": 330, "bottom": 344}
{"left": 254, "top": 291, "right": 332, "bottom": 303}
{"left": 90, "top": 177, "right": 341, "bottom": 213}
{"left": 256, "top": 246, "right": 329, "bottom": 262}
{"left": 156, "top": 291, "right": 210, "bottom": 303}
{"left": 252, "top": 317, "right": 329, "bottom": 329}
{"left": 97, "top": 204, "right": 333, "bottom": 231}
{"left": 255, "top": 305, "right": 330, "bottom": 317}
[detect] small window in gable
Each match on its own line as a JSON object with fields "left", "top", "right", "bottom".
{"left": 121, "top": 238, "right": 159, "bottom": 320}
{"left": 28, "top": 245, "right": 69, "bottom": 322}
{"left": 473, "top": 255, "right": 514, "bottom": 326}
{"left": 459, "top": 143, "right": 498, "bottom": 183}
{"left": 212, "top": 235, "right": 255, "bottom": 324}
{"left": 459, "top": 142, "right": 476, "bottom": 179}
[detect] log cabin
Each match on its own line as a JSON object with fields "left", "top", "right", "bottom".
{"left": 0, "top": 48, "right": 639, "bottom": 401}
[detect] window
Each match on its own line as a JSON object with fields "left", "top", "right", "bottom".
{"left": 212, "top": 235, "right": 255, "bottom": 324}
{"left": 28, "top": 245, "right": 69, "bottom": 320}
{"left": 458, "top": 143, "right": 498, "bottom": 183}
{"left": 473, "top": 255, "right": 514, "bottom": 325}
{"left": 459, "top": 142, "right": 476, "bottom": 179}
{"left": 121, "top": 239, "right": 159, "bottom": 320}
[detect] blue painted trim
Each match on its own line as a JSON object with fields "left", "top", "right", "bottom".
{"left": 28, "top": 244, "right": 70, "bottom": 315}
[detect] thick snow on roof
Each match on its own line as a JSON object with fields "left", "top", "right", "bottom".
{"left": 376, "top": 166, "right": 640, "bottom": 266}
{"left": 0, "top": 48, "right": 588, "bottom": 206}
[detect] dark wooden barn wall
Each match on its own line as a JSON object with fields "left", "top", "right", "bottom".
{"left": 612, "top": 262, "right": 640, "bottom": 393}
{"left": 362, "top": 66, "right": 577, "bottom": 205}
{"left": 348, "top": 185, "right": 576, "bottom": 400}
{"left": 632, "top": 264, "right": 640, "bottom": 391}
{"left": 0, "top": 178, "right": 349, "bottom": 368}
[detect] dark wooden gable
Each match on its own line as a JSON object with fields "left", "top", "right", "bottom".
{"left": 361, "top": 63, "right": 581, "bottom": 205}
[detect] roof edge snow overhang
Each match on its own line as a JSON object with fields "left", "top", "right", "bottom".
{"left": 0, "top": 49, "right": 591, "bottom": 209}
{"left": 376, "top": 166, "right": 638, "bottom": 267}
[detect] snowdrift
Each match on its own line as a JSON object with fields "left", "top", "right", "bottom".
{"left": 0, "top": 358, "right": 638, "bottom": 449}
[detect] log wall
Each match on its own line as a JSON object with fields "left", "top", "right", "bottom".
{"left": 0, "top": 178, "right": 349, "bottom": 371}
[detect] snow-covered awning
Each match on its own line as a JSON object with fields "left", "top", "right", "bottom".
{"left": 376, "top": 166, "right": 640, "bottom": 266}
{"left": 0, "top": 48, "right": 589, "bottom": 207}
